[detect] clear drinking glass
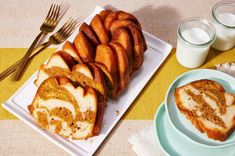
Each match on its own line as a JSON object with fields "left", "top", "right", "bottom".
{"left": 211, "top": 0, "right": 235, "bottom": 51}
{"left": 176, "top": 18, "right": 216, "bottom": 68}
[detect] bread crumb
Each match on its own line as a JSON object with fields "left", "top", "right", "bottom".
{"left": 115, "top": 110, "right": 119, "bottom": 116}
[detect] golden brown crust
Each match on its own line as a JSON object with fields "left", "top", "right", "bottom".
{"left": 91, "top": 91, "right": 105, "bottom": 136}
{"left": 110, "top": 18, "right": 147, "bottom": 52}
{"left": 190, "top": 79, "right": 225, "bottom": 92}
{"left": 112, "top": 27, "right": 133, "bottom": 75}
{"left": 110, "top": 19, "right": 140, "bottom": 32}
{"left": 104, "top": 12, "right": 118, "bottom": 31}
{"left": 91, "top": 14, "right": 110, "bottom": 43}
{"left": 116, "top": 11, "right": 142, "bottom": 28}
{"left": 99, "top": 9, "right": 112, "bottom": 21}
{"left": 174, "top": 79, "right": 235, "bottom": 141}
{"left": 95, "top": 44, "right": 118, "bottom": 98}
{"left": 126, "top": 24, "right": 144, "bottom": 70}
{"left": 74, "top": 31, "right": 95, "bottom": 63}
{"left": 109, "top": 42, "right": 129, "bottom": 96}
{"left": 94, "top": 62, "right": 115, "bottom": 89}
{"left": 94, "top": 63, "right": 117, "bottom": 98}
{"left": 56, "top": 51, "right": 77, "bottom": 70}
{"left": 110, "top": 20, "right": 144, "bottom": 70}
{"left": 115, "top": 11, "right": 147, "bottom": 51}
{"left": 62, "top": 41, "right": 83, "bottom": 63}
{"left": 88, "top": 63, "right": 107, "bottom": 97}
{"left": 95, "top": 44, "right": 118, "bottom": 74}
{"left": 79, "top": 22, "right": 100, "bottom": 45}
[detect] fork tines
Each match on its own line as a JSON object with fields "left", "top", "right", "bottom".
{"left": 58, "top": 18, "right": 80, "bottom": 38}
{"left": 58, "top": 3, "right": 70, "bottom": 21}
{"left": 46, "top": 4, "right": 60, "bottom": 22}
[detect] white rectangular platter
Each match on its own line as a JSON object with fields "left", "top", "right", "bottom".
{"left": 2, "top": 6, "right": 172, "bottom": 156}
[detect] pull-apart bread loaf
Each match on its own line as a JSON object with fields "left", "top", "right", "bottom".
{"left": 30, "top": 9, "right": 147, "bottom": 139}
{"left": 174, "top": 79, "right": 235, "bottom": 141}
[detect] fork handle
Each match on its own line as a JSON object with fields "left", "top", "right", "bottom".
{"left": 0, "top": 41, "right": 51, "bottom": 81}
{"left": 12, "top": 32, "right": 46, "bottom": 80}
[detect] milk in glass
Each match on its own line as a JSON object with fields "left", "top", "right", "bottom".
{"left": 212, "top": 13, "right": 235, "bottom": 51}
{"left": 176, "top": 18, "right": 215, "bottom": 68}
{"left": 177, "top": 28, "right": 211, "bottom": 68}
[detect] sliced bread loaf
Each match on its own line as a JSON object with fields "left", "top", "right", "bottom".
{"left": 175, "top": 79, "right": 235, "bottom": 141}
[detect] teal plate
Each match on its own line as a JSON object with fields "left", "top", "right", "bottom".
{"left": 154, "top": 103, "right": 235, "bottom": 156}
{"left": 165, "top": 69, "right": 235, "bottom": 148}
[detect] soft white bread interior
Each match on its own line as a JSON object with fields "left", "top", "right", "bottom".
{"left": 62, "top": 41, "right": 83, "bottom": 63}
{"left": 28, "top": 76, "right": 98, "bottom": 139}
{"left": 174, "top": 79, "right": 235, "bottom": 141}
{"left": 73, "top": 63, "right": 93, "bottom": 79}
{"left": 72, "top": 63, "right": 106, "bottom": 135}
{"left": 34, "top": 52, "right": 71, "bottom": 87}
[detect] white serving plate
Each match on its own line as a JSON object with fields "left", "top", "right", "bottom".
{"left": 2, "top": 6, "right": 172, "bottom": 156}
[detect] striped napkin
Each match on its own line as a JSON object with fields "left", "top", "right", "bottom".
{"left": 128, "top": 62, "right": 235, "bottom": 156}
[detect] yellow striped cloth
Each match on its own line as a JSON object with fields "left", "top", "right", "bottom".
{"left": 0, "top": 48, "right": 234, "bottom": 120}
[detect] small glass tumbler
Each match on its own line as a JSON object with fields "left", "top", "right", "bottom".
{"left": 211, "top": 0, "right": 235, "bottom": 51}
{"left": 176, "top": 18, "right": 216, "bottom": 68}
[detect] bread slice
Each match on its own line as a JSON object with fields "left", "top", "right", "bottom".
{"left": 94, "top": 63, "right": 115, "bottom": 98}
{"left": 56, "top": 51, "right": 77, "bottom": 69}
{"left": 87, "top": 63, "right": 106, "bottom": 135}
{"left": 110, "top": 19, "right": 147, "bottom": 52}
{"left": 34, "top": 52, "right": 71, "bottom": 87}
{"left": 127, "top": 24, "right": 144, "bottom": 70}
{"left": 70, "top": 63, "right": 106, "bottom": 135}
{"left": 115, "top": 11, "right": 147, "bottom": 51}
{"left": 110, "top": 20, "right": 144, "bottom": 70}
{"left": 62, "top": 41, "right": 83, "bottom": 63}
{"left": 79, "top": 22, "right": 100, "bottom": 45}
{"left": 95, "top": 44, "right": 118, "bottom": 74}
{"left": 95, "top": 44, "right": 118, "bottom": 98}
{"left": 90, "top": 14, "right": 110, "bottom": 43}
{"left": 74, "top": 31, "right": 95, "bottom": 63}
{"left": 87, "top": 63, "right": 107, "bottom": 98}
{"left": 71, "top": 63, "right": 106, "bottom": 97}
{"left": 112, "top": 27, "right": 133, "bottom": 75}
{"left": 174, "top": 79, "right": 235, "bottom": 141}
{"left": 104, "top": 12, "right": 118, "bottom": 30}
{"left": 28, "top": 76, "right": 98, "bottom": 139}
{"left": 109, "top": 42, "right": 129, "bottom": 96}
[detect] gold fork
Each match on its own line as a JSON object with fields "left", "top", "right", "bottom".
{"left": 12, "top": 4, "right": 61, "bottom": 80}
{"left": 0, "top": 18, "right": 79, "bottom": 81}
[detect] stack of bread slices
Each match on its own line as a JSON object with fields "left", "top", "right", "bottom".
{"left": 28, "top": 9, "right": 147, "bottom": 139}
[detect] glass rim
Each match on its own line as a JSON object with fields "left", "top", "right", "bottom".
{"left": 212, "top": 0, "right": 235, "bottom": 29}
{"left": 177, "top": 17, "right": 216, "bottom": 47}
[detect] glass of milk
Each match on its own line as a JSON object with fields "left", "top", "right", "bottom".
{"left": 211, "top": 1, "right": 235, "bottom": 51}
{"left": 176, "top": 18, "right": 216, "bottom": 68}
